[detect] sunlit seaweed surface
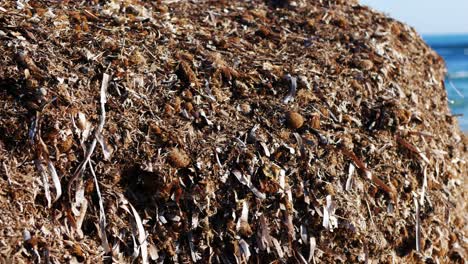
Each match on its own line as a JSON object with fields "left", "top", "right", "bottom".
{"left": 0, "top": 0, "right": 466, "bottom": 263}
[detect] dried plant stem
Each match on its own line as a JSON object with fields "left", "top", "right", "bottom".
{"left": 68, "top": 73, "right": 110, "bottom": 199}
{"left": 339, "top": 147, "right": 394, "bottom": 198}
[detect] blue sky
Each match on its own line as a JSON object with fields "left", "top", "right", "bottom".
{"left": 360, "top": 0, "right": 468, "bottom": 34}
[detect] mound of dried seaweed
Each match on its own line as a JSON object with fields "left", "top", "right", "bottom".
{"left": 0, "top": 0, "right": 466, "bottom": 263}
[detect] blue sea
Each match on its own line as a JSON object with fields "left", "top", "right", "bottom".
{"left": 424, "top": 34, "right": 468, "bottom": 131}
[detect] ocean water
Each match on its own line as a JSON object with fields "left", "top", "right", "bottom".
{"left": 424, "top": 34, "right": 468, "bottom": 131}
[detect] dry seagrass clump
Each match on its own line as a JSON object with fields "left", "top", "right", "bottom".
{"left": 0, "top": 0, "right": 466, "bottom": 263}
{"left": 168, "top": 148, "right": 191, "bottom": 168}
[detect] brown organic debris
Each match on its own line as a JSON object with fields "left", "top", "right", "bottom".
{"left": 168, "top": 148, "right": 191, "bottom": 168}
{"left": 286, "top": 111, "right": 304, "bottom": 129}
{"left": 0, "top": 1, "right": 465, "bottom": 263}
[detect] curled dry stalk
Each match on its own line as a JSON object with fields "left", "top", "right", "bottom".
{"left": 31, "top": 98, "right": 62, "bottom": 208}
{"left": 66, "top": 73, "right": 111, "bottom": 252}
{"left": 67, "top": 73, "right": 110, "bottom": 198}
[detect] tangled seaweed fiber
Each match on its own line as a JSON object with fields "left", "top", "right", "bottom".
{"left": 0, "top": 0, "right": 466, "bottom": 263}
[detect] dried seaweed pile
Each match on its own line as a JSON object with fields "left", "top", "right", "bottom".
{"left": 0, "top": 0, "right": 466, "bottom": 263}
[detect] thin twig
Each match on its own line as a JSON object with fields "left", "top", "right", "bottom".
{"left": 339, "top": 147, "right": 394, "bottom": 198}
